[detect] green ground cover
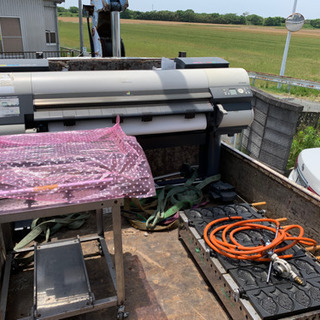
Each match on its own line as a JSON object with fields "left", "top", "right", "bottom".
{"left": 122, "top": 23, "right": 319, "bottom": 81}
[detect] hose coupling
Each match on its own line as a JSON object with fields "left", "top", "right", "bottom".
{"left": 270, "top": 253, "right": 303, "bottom": 285}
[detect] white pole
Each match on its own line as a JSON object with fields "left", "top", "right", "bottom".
{"left": 278, "top": 0, "right": 298, "bottom": 88}
{"left": 79, "top": 0, "right": 84, "bottom": 56}
{"left": 111, "top": 11, "right": 121, "bottom": 57}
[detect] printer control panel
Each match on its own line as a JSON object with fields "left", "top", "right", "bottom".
{"left": 210, "top": 86, "right": 252, "bottom": 102}
{"left": 222, "top": 87, "right": 251, "bottom": 96}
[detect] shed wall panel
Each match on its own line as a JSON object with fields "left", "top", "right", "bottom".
{"left": 0, "top": 0, "right": 59, "bottom": 52}
{"left": 44, "top": 4, "right": 60, "bottom": 50}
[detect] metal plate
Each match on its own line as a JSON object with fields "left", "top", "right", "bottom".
{"left": 35, "top": 238, "right": 92, "bottom": 319}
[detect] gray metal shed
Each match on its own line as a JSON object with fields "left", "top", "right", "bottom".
{"left": 0, "top": 0, "right": 65, "bottom": 55}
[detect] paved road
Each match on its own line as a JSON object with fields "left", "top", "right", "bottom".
{"left": 274, "top": 95, "right": 320, "bottom": 112}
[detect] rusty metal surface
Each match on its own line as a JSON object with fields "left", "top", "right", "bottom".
{"left": 48, "top": 58, "right": 162, "bottom": 71}
{"left": 103, "top": 218, "right": 231, "bottom": 320}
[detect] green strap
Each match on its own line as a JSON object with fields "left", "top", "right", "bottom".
{"left": 196, "top": 174, "right": 222, "bottom": 190}
{"left": 145, "top": 174, "right": 221, "bottom": 229}
{"left": 14, "top": 212, "right": 89, "bottom": 251}
{"left": 128, "top": 217, "right": 179, "bottom": 231}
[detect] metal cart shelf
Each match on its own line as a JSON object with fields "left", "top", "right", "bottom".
{"left": 0, "top": 198, "right": 126, "bottom": 320}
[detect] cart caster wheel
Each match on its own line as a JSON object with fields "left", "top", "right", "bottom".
{"left": 117, "top": 306, "right": 128, "bottom": 319}
{"left": 117, "top": 311, "right": 129, "bottom": 319}
{"left": 96, "top": 242, "right": 104, "bottom": 256}
{"left": 98, "top": 245, "right": 104, "bottom": 256}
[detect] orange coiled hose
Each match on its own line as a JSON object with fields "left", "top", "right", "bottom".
{"left": 203, "top": 217, "right": 317, "bottom": 262}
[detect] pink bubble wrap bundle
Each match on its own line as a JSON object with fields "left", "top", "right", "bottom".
{"left": 0, "top": 120, "right": 155, "bottom": 205}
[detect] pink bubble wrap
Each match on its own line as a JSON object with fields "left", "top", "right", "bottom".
{"left": 0, "top": 119, "right": 155, "bottom": 205}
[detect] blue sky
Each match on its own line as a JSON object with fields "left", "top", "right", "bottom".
{"left": 61, "top": 0, "right": 320, "bottom": 19}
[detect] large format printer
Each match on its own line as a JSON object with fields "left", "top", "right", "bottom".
{"left": 0, "top": 61, "right": 253, "bottom": 175}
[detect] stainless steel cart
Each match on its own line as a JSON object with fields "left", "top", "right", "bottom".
{"left": 0, "top": 198, "right": 127, "bottom": 320}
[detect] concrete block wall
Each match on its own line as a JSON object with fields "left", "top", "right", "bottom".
{"left": 297, "top": 112, "right": 320, "bottom": 131}
{"left": 242, "top": 88, "right": 303, "bottom": 173}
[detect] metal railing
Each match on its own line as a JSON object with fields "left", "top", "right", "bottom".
{"left": 0, "top": 48, "right": 81, "bottom": 59}
{"left": 60, "top": 47, "right": 82, "bottom": 57}
{"left": 249, "top": 71, "right": 320, "bottom": 92}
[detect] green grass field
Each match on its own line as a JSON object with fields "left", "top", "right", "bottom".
{"left": 58, "top": 19, "right": 320, "bottom": 84}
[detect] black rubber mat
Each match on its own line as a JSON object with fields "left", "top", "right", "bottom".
{"left": 185, "top": 204, "right": 305, "bottom": 263}
{"left": 218, "top": 244, "right": 305, "bottom": 272}
{"left": 246, "top": 278, "right": 320, "bottom": 319}
{"left": 185, "top": 203, "right": 265, "bottom": 236}
{"left": 229, "top": 255, "right": 320, "bottom": 291}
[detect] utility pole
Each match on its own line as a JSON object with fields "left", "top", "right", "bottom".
{"left": 278, "top": 0, "right": 298, "bottom": 88}
{"left": 79, "top": 0, "right": 84, "bottom": 56}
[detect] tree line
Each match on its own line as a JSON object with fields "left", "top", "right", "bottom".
{"left": 58, "top": 7, "right": 320, "bottom": 28}
{"left": 120, "top": 10, "right": 280, "bottom": 26}
{"left": 58, "top": 6, "right": 79, "bottom": 16}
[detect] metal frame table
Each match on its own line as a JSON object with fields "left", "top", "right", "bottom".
{"left": 0, "top": 198, "right": 126, "bottom": 320}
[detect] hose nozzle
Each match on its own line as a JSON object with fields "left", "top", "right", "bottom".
{"left": 294, "top": 276, "right": 303, "bottom": 285}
